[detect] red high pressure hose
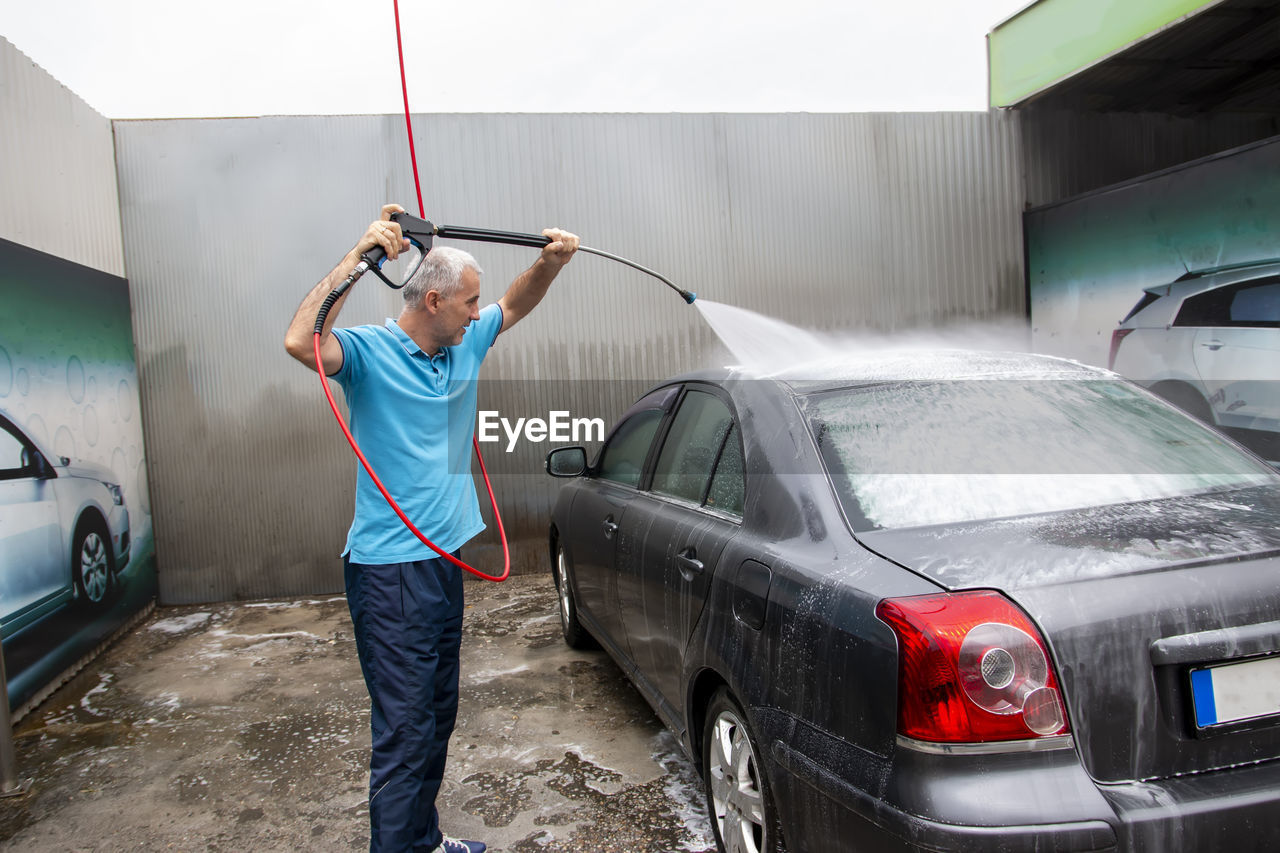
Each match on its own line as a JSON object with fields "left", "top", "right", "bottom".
{"left": 309, "top": 0, "right": 509, "bottom": 583}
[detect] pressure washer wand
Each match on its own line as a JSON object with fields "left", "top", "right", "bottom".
{"left": 438, "top": 224, "right": 697, "bottom": 304}
{"left": 315, "top": 211, "right": 697, "bottom": 400}
{"left": 363, "top": 214, "right": 697, "bottom": 304}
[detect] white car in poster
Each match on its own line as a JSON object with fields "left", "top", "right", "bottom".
{"left": 1110, "top": 260, "right": 1280, "bottom": 460}
{"left": 0, "top": 410, "right": 131, "bottom": 640}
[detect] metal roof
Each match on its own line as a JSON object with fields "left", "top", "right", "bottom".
{"left": 995, "top": 0, "right": 1280, "bottom": 116}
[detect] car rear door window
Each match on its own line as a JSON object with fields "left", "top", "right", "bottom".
{"left": 651, "top": 390, "right": 734, "bottom": 505}
{"left": 1175, "top": 288, "right": 1230, "bottom": 326}
{"left": 705, "top": 423, "right": 744, "bottom": 516}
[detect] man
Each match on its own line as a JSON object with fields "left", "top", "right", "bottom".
{"left": 284, "top": 204, "right": 579, "bottom": 853}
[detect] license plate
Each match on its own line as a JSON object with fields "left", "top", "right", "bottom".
{"left": 1190, "top": 655, "right": 1280, "bottom": 728}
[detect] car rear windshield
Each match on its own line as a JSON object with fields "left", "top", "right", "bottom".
{"left": 802, "top": 379, "right": 1279, "bottom": 530}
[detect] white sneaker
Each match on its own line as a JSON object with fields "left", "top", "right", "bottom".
{"left": 433, "top": 835, "right": 487, "bottom": 853}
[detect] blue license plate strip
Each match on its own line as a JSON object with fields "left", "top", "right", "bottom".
{"left": 1190, "top": 655, "right": 1280, "bottom": 728}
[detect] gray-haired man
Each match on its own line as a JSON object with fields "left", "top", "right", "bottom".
{"left": 285, "top": 203, "right": 578, "bottom": 853}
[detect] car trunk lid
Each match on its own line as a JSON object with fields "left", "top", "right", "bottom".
{"left": 861, "top": 485, "right": 1280, "bottom": 783}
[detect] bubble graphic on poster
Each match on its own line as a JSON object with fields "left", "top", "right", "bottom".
{"left": 67, "top": 356, "right": 86, "bottom": 404}
{"left": 25, "top": 414, "right": 49, "bottom": 450}
{"left": 84, "top": 404, "right": 100, "bottom": 447}
{"left": 135, "top": 458, "right": 151, "bottom": 515}
{"left": 112, "top": 447, "right": 127, "bottom": 485}
{"left": 54, "top": 425, "right": 77, "bottom": 460}
{"left": 16, "top": 368, "right": 30, "bottom": 397}
{"left": 117, "top": 379, "right": 134, "bottom": 422}
{"left": 0, "top": 346, "right": 12, "bottom": 397}
{"left": 87, "top": 375, "right": 98, "bottom": 402}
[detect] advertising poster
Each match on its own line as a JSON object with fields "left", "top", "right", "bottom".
{"left": 0, "top": 238, "right": 158, "bottom": 715}
{"left": 1026, "top": 137, "right": 1280, "bottom": 463}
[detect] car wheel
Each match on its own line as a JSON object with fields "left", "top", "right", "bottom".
{"left": 703, "top": 688, "right": 781, "bottom": 853}
{"left": 73, "top": 519, "right": 114, "bottom": 608}
{"left": 554, "top": 543, "right": 594, "bottom": 649}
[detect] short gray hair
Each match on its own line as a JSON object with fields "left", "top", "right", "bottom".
{"left": 402, "top": 246, "right": 483, "bottom": 308}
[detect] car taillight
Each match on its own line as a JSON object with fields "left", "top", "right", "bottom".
{"left": 1108, "top": 328, "right": 1134, "bottom": 370}
{"left": 875, "top": 591, "right": 1069, "bottom": 744}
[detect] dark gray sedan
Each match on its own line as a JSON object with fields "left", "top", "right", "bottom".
{"left": 545, "top": 351, "right": 1280, "bottom": 853}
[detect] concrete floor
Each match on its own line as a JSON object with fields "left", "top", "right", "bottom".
{"left": 0, "top": 575, "right": 718, "bottom": 852}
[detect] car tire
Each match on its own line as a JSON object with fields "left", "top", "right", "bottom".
{"left": 554, "top": 543, "right": 594, "bottom": 649}
{"left": 73, "top": 518, "right": 114, "bottom": 609}
{"left": 703, "top": 688, "right": 782, "bottom": 853}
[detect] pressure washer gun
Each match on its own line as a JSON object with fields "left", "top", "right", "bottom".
{"left": 331, "top": 211, "right": 696, "bottom": 304}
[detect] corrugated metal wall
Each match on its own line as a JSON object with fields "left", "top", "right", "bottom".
{"left": 115, "top": 111, "right": 1024, "bottom": 603}
{"left": 0, "top": 37, "right": 124, "bottom": 276}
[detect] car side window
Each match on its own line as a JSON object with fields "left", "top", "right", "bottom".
{"left": 651, "top": 390, "right": 733, "bottom": 505}
{"left": 705, "top": 422, "right": 745, "bottom": 517}
{"left": 1175, "top": 279, "right": 1280, "bottom": 328}
{"left": 596, "top": 409, "right": 665, "bottom": 487}
{"left": 1, "top": 423, "right": 31, "bottom": 480}
{"left": 1175, "top": 287, "right": 1229, "bottom": 326}
{"left": 1229, "top": 282, "right": 1280, "bottom": 326}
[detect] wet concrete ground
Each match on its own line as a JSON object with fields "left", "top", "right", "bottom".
{"left": 0, "top": 575, "right": 717, "bottom": 852}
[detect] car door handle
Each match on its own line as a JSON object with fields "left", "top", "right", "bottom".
{"left": 602, "top": 517, "right": 618, "bottom": 539}
{"left": 677, "top": 548, "right": 704, "bottom": 580}
{"left": 1199, "top": 340, "right": 1225, "bottom": 351}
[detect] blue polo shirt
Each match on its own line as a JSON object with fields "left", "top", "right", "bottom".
{"left": 330, "top": 303, "right": 503, "bottom": 563}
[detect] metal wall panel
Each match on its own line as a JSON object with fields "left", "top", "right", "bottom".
{"left": 0, "top": 38, "right": 124, "bottom": 277}
{"left": 115, "top": 112, "right": 1029, "bottom": 604}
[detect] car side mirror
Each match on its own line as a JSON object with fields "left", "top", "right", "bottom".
{"left": 25, "top": 448, "right": 54, "bottom": 479}
{"left": 546, "top": 446, "right": 588, "bottom": 478}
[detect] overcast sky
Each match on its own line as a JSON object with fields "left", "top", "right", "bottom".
{"left": 2, "top": 0, "right": 1031, "bottom": 119}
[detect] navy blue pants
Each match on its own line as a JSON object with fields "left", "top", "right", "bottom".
{"left": 345, "top": 554, "right": 464, "bottom": 853}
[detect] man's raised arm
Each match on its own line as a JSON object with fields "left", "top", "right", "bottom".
{"left": 284, "top": 203, "right": 409, "bottom": 374}
{"left": 497, "top": 228, "right": 580, "bottom": 335}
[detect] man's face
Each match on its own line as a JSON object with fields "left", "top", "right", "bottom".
{"left": 437, "top": 267, "right": 482, "bottom": 346}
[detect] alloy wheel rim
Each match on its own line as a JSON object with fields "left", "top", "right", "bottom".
{"left": 80, "top": 532, "right": 109, "bottom": 602}
{"left": 557, "top": 550, "right": 572, "bottom": 632}
{"left": 709, "top": 709, "right": 766, "bottom": 853}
